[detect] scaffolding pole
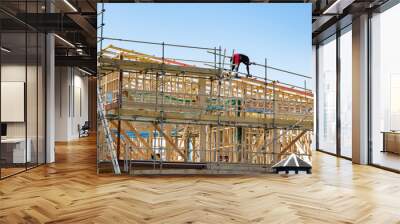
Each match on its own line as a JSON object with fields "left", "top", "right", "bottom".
{"left": 264, "top": 58, "right": 268, "bottom": 166}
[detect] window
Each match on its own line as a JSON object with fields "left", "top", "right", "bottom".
{"left": 317, "top": 35, "right": 337, "bottom": 154}
{"left": 339, "top": 27, "right": 352, "bottom": 158}
{"left": 371, "top": 3, "right": 400, "bottom": 170}
{"left": 0, "top": 1, "right": 47, "bottom": 179}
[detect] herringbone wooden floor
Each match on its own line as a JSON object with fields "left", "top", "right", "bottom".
{"left": 1, "top": 136, "right": 400, "bottom": 224}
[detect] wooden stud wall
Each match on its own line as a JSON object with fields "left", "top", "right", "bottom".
{"left": 98, "top": 46, "right": 314, "bottom": 167}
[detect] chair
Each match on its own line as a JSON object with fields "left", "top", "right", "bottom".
{"left": 79, "top": 121, "right": 90, "bottom": 138}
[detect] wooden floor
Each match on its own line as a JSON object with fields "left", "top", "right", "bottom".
{"left": 373, "top": 150, "right": 400, "bottom": 171}
{"left": 1, "top": 136, "right": 400, "bottom": 223}
{"left": 0, "top": 167, "right": 26, "bottom": 178}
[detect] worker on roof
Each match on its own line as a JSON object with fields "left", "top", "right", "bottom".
{"left": 231, "top": 53, "right": 252, "bottom": 78}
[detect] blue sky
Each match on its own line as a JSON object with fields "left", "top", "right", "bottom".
{"left": 99, "top": 3, "right": 312, "bottom": 87}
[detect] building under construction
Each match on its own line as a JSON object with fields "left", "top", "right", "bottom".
{"left": 97, "top": 40, "right": 313, "bottom": 175}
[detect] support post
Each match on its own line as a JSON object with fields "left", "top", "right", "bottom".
{"left": 117, "top": 54, "right": 123, "bottom": 159}
{"left": 199, "top": 78, "right": 207, "bottom": 162}
{"left": 336, "top": 29, "right": 341, "bottom": 157}
{"left": 352, "top": 14, "right": 369, "bottom": 164}
{"left": 264, "top": 58, "right": 268, "bottom": 164}
{"left": 45, "top": 0, "right": 55, "bottom": 163}
{"left": 272, "top": 81, "right": 279, "bottom": 163}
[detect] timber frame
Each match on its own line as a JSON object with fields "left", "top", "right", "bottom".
{"left": 97, "top": 43, "right": 313, "bottom": 175}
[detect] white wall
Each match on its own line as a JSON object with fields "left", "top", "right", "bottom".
{"left": 72, "top": 73, "right": 89, "bottom": 138}
{"left": 55, "top": 67, "right": 69, "bottom": 141}
{"left": 55, "top": 67, "right": 89, "bottom": 141}
{"left": 1, "top": 65, "right": 26, "bottom": 138}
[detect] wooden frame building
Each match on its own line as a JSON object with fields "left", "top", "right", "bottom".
{"left": 97, "top": 43, "right": 313, "bottom": 174}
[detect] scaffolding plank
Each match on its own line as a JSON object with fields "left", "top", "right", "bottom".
{"left": 118, "top": 108, "right": 313, "bottom": 128}
{"left": 99, "top": 57, "right": 219, "bottom": 78}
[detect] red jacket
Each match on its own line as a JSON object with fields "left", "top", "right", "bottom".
{"left": 232, "top": 54, "right": 241, "bottom": 65}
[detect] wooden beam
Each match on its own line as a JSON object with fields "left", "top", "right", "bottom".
{"left": 122, "top": 120, "right": 155, "bottom": 158}
{"left": 253, "top": 133, "right": 265, "bottom": 152}
{"left": 109, "top": 121, "right": 145, "bottom": 159}
{"left": 110, "top": 120, "right": 147, "bottom": 159}
{"left": 182, "top": 126, "right": 189, "bottom": 161}
{"left": 152, "top": 123, "right": 186, "bottom": 159}
{"left": 118, "top": 109, "right": 313, "bottom": 129}
{"left": 278, "top": 130, "right": 307, "bottom": 157}
{"left": 105, "top": 45, "right": 193, "bottom": 67}
{"left": 99, "top": 57, "right": 218, "bottom": 78}
{"left": 165, "top": 127, "right": 172, "bottom": 161}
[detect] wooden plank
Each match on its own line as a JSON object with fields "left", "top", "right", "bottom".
{"left": 118, "top": 108, "right": 313, "bottom": 129}
{"left": 182, "top": 126, "right": 189, "bottom": 162}
{"left": 278, "top": 130, "right": 307, "bottom": 157}
{"left": 106, "top": 45, "right": 193, "bottom": 67}
{"left": 122, "top": 120, "right": 156, "bottom": 158}
{"left": 110, "top": 120, "right": 147, "bottom": 159}
{"left": 152, "top": 123, "right": 186, "bottom": 159}
{"left": 109, "top": 120, "right": 142, "bottom": 159}
{"left": 99, "top": 57, "right": 218, "bottom": 78}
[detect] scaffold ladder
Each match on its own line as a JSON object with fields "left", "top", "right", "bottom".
{"left": 97, "top": 87, "right": 121, "bottom": 174}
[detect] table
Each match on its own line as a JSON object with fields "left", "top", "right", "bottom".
{"left": 382, "top": 131, "right": 400, "bottom": 154}
{"left": 1, "top": 138, "right": 31, "bottom": 164}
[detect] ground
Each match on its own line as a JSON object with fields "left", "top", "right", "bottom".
{"left": 0, "top": 136, "right": 400, "bottom": 224}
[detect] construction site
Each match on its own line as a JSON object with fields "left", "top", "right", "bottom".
{"left": 97, "top": 34, "right": 314, "bottom": 174}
